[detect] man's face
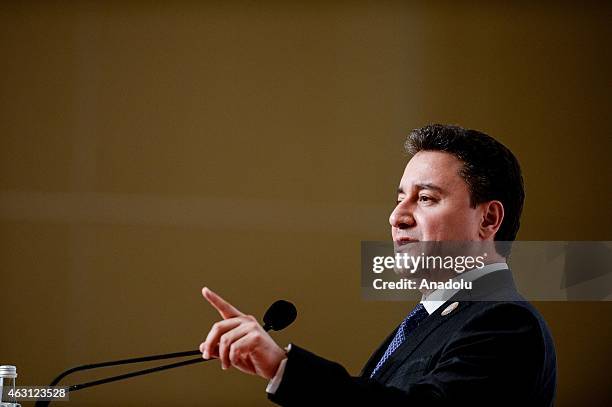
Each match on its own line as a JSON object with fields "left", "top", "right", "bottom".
{"left": 390, "top": 151, "right": 484, "bottom": 244}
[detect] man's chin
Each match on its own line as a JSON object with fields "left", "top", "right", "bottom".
{"left": 393, "top": 267, "right": 430, "bottom": 280}
{"left": 393, "top": 240, "right": 427, "bottom": 257}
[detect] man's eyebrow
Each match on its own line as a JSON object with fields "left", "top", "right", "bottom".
{"left": 415, "top": 183, "right": 444, "bottom": 193}
{"left": 397, "top": 183, "right": 445, "bottom": 194}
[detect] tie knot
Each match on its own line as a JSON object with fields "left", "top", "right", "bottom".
{"left": 408, "top": 302, "right": 426, "bottom": 317}
{"left": 399, "top": 303, "right": 428, "bottom": 334}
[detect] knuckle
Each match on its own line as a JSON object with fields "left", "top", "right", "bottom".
{"left": 229, "top": 347, "right": 239, "bottom": 363}
{"left": 220, "top": 335, "right": 229, "bottom": 347}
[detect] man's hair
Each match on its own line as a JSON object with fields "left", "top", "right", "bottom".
{"left": 405, "top": 124, "right": 524, "bottom": 257}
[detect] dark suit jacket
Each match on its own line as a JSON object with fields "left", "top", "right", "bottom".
{"left": 268, "top": 269, "right": 557, "bottom": 406}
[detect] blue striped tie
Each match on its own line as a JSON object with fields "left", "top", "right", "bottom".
{"left": 370, "top": 303, "right": 428, "bottom": 378}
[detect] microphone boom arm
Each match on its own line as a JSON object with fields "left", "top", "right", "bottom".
{"left": 47, "top": 349, "right": 202, "bottom": 386}
{"left": 69, "top": 356, "right": 205, "bottom": 391}
{"left": 35, "top": 299, "right": 297, "bottom": 406}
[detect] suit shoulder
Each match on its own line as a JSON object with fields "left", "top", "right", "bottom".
{"left": 468, "top": 300, "right": 550, "bottom": 330}
{"left": 457, "top": 300, "right": 556, "bottom": 360}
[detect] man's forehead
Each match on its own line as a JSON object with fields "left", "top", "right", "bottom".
{"left": 398, "top": 151, "right": 463, "bottom": 191}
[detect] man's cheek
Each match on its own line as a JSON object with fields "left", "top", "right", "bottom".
{"left": 426, "top": 223, "right": 449, "bottom": 241}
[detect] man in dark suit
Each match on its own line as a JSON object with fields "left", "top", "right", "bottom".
{"left": 199, "top": 124, "right": 557, "bottom": 405}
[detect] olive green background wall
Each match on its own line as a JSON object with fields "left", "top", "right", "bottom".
{"left": 1, "top": 1, "right": 610, "bottom": 405}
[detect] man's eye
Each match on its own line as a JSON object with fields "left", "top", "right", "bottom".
{"left": 418, "top": 195, "right": 434, "bottom": 202}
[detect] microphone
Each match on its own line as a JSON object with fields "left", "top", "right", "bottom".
{"left": 263, "top": 300, "right": 297, "bottom": 331}
{"left": 35, "top": 300, "right": 297, "bottom": 406}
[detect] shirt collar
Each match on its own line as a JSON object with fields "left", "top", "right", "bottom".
{"left": 420, "top": 262, "right": 509, "bottom": 315}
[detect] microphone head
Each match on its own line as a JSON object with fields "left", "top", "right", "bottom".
{"left": 263, "top": 300, "right": 297, "bottom": 331}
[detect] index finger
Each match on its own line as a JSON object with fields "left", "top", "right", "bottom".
{"left": 202, "top": 287, "right": 244, "bottom": 319}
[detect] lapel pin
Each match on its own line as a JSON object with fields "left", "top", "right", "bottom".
{"left": 441, "top": 301, "right": 459, "bottom": 316}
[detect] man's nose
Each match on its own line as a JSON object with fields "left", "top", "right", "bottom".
{"left": 389, "top": 202, "right": 415, "bottom": 229}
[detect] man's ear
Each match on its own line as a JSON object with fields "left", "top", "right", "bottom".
{"left": 479, "top": 200, "right": 504, "bottom": 240}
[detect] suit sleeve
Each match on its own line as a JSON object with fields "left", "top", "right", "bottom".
{"left": 267, "top": 303, "right": 547, "bottom": 406}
